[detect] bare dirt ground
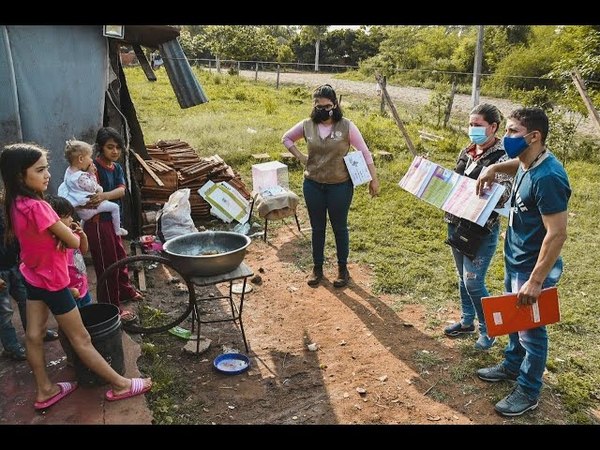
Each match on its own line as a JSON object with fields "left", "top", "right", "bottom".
{"left": 130, "top": 222, "right": 568, "bottom": 425}
{"left": 239, "top": 70, "right": 597, "bottom": 137}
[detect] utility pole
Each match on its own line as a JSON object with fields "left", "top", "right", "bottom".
{"left": 314, "top": 38, "right": 320, "bottom": 72}
{"left": 471, "top": 25, "right": 484, "bottom": 108}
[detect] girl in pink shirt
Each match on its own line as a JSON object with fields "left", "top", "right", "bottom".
{"left": 0, "top": 143, "right": 151, "bottom": 411}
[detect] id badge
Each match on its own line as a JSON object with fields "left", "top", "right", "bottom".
{"left": 464, "top": 160, "right": 477, "bottom": 176}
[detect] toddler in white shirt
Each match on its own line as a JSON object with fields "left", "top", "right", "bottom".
{"left": 58, "top": 139, "right": 128, "bottom": 236}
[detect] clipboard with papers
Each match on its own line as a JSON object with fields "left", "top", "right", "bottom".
{"left": 481, "top": 287, "right": 560, "bottom": 337}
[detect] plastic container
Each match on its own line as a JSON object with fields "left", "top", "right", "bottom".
{"left": 251, "top": 161, "right": 289, "bottom": 193}
{"left": 213, "top": 353, "right": 250, "bottom": 375}
{"left": 60, "top": 303, "right": 125, "bottom": 386}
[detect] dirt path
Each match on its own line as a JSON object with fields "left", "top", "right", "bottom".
{"left": 239, "top": 70, "right": 597, "bottom": 137}
{"left": 141, "top": 224, "right": 568, "bottom": 424}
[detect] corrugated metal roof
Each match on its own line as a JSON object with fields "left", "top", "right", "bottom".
{"left": 159, "top": 39, "right": 209, "bottom": 109}
{"left": 121, "top": 25, "right": 180, "bottom": 49}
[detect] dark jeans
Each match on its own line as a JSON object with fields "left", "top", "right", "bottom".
{"left": 0, "top": 267, "right": 27, "bottom": 352}
{"left": 303, "top": 178, "right": 354, "bottom": 266}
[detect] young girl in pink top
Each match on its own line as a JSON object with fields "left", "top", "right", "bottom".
{"left": 0, "top": 143, "right": 151, "bottom": 410}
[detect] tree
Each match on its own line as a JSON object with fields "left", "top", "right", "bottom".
{"left": 179, "top": 27, "right": 211, "bottom": 61}
{"left": 299, "top": 26, "right": 328, "bottom": 72}
{"left": 199, "top": 26, "right": 278, "bottom": 69}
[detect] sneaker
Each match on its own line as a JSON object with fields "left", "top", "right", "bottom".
{"left": 118, "top": 228, "right": 129, "bottom": 237}
{"left": 443, "top": 322, "right": 475, "bottom": 337}
{"left": 495, "top": 386, "right": 539, "bottom": 417}
{"left": 474, "top": 334, "right": 496, "bottom": 350}
{"left": 477, "top": 363, "right": 518, "bottom": 382}
{"left": 2, "top": 346, "right": 27, "bottom": 361}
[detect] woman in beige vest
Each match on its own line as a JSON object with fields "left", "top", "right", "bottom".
{"left": 282, "top": 84, "right": 380, "bottom": 287}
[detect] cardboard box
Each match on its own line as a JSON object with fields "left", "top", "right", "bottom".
{"left": 252, "top": 161, "right": 289, "bottom": 193}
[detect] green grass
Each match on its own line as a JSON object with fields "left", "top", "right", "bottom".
{"left": 126, "top": 67, "right": 600, "bottom": 423}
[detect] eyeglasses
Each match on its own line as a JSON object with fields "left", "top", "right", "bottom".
{"left": 314, "top": 104, "right": 335, "bottom": 111}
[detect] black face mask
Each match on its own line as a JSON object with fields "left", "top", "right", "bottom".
{"left": 313, "top": 108, "right": 332, "bottom": 122}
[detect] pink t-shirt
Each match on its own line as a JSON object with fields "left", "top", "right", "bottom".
{"left": 12, "top": 196, "right": 71, "bottom": 291}
{"left": 67, "top": 247, "right": 89, "bottom": 297}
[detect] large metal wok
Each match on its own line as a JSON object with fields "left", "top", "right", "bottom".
{"left": 162, "top": 231, "right": 251, "bottom": 277}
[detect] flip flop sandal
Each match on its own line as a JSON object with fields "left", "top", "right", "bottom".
{"left": 105, "top": 378, "right": 152, "bottom": 401}
{"left": 119, "top": 310, "right": 137, "bottom": 322}
{"left": 34, "top": 381, "right": 78, "bottom": 410}
{"left": 43, "top": 329, "right": 60, "bottom": 342}
{"left": 123, "top": 290, "right": 144, "bottom": 302}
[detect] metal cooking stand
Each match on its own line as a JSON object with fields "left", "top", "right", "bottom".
{"left": 187, "top": 262, "right": 254, "bottom": 354}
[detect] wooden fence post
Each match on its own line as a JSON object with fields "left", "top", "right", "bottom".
{"left": 375, "top": 73, "right": 417, "bottom": 156}
{"left": 379, "top": 76, "right": 386, "bottom": 114}
{"left": 276, "top": 64, "right": 280, "bottom": 89}
{"left": 571, "top": 70, "right": 600, "bottom": 137}
{"left": 443, "top": 80, "right": 457, "bottom": 128}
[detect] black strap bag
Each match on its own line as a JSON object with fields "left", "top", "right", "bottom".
{"left": 445, "top": 219, "right": 490, "bottom": 259}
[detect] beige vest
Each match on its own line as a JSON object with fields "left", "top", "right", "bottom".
{"left": 303, "top": 118, "right": 351, "bottom": 184}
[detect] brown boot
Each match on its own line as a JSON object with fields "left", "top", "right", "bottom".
{"left": 333, "top": 264, "right": 349, "bottom": 288}
{"left": 307, "top": 265, "right": 323, "bottom": 287}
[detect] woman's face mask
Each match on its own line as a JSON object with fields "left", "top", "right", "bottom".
{"left": 468, "top": 126, "right": 489, "bottom": 145}
{"left": 313, "top": 108, "right": 332, "bottom": 122}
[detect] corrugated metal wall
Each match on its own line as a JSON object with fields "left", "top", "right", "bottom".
{"left": 0, "top": 25, "right": 108, "bottom": 193}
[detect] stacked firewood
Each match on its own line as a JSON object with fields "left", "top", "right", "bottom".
{"left": 138, "top": 140, "right": 251, "bottom": 222}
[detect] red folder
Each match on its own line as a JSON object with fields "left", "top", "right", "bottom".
{"left": 482, "top": 287, "right": 560, "bottom": 337}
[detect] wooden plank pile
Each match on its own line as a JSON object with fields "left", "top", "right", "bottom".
{"left": 138, "top": 140, "right": 251, "bottom": 222}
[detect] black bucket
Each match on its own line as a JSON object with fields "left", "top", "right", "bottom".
{"left": 60, "top": 303, "right": 125, "bottom": 387}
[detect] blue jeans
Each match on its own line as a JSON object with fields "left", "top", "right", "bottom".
{"left": 303, "top": 178, "right": 354, "bottom": 265}
{"left": 501, "top": 258, "right": 563, "bottom": 400}
{"left": 448, "top": 221, "right": 499, "bottom": 336}
{"left": 0, "top": 267, "right": 27, "bottom": 352}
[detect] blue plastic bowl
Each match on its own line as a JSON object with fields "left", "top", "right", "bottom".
{"left": 213, "top": 353, "right": 250, "bottom": 375}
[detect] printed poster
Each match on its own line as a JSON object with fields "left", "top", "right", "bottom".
{"left": 344, "top": 151, "right": 372, "bottom": 186}
{"left": 398, "top": 155, "right": 506, "bottom": 226}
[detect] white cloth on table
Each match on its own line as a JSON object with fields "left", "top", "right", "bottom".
{"left": 255, "top": 187, "right": 300, "bottom": 220}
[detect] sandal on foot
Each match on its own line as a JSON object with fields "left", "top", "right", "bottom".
{"left": 34, "top": 381, "right": 78, "bottom": 410}
{"left": 105, "top": 378, "right": 152, "bottom": 401}
{"left": 123, "top": 290, "right": 144, "bottom": 302}
{"left": 119, "top": 310, "right": 137, "bottom": 322}
{"left": 44, "top": 329, "right": 59, "bottom": 342}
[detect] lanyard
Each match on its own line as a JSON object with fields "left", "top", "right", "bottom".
{"left": 510, "top": 150, "right": 546, "bottom": 208}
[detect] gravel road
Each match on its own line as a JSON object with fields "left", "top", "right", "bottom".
{"left": 239, "top": 70, "right": 597, "bottom": 137}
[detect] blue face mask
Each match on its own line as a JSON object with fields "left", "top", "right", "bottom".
{"left": 468, "top": 126, "right": 488, "bottom": 145}
{"left": 503, "top": 132, "right": 533, "bottom": 158}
